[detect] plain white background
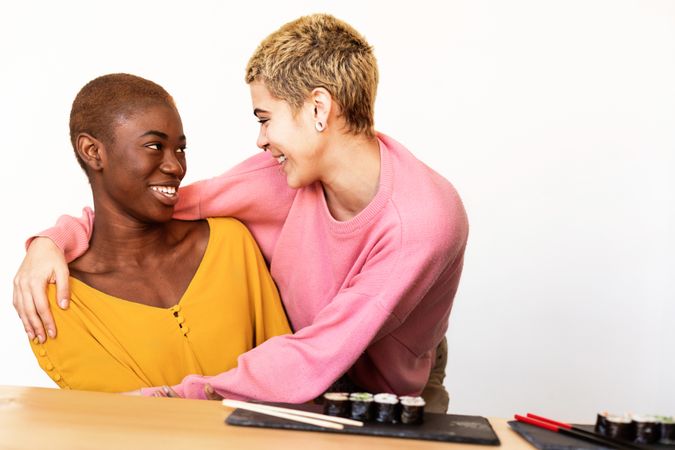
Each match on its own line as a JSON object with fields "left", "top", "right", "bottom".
{"left": 1, "top": 1, "right": 673, "bottom": 421}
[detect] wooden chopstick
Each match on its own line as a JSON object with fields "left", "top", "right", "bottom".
{"left": 515, "top": 414, "right": 646, "bottom": 450}
{"left": 224, "top": 399, "right": 363, "bottom": 427}
{"left": 223, "top": 400, "right": 343, "bottom": 429}
{"left": 223, "top": 399, "right": 364, "bottom": 429}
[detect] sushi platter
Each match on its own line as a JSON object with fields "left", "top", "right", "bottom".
{"left": 509, "top": 421, "right": 675, "bottom": 450}
{"left": 510, "top": 412, "right": 675, "bottom": 449}
{"left": 224, "top": 393, "right": 500, "bottom": 445}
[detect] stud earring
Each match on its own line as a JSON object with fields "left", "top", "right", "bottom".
{"left": 315, "top": 121, "right": 325, "bottom": 132}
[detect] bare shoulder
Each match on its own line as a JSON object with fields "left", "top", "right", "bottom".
{"left": 168, "top": 218, "right": 210, "bottom": 246}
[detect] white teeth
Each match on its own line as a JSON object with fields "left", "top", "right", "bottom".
{"left": 151, "top": 186, "right": 177, "bottom": 196}
{"left": 277, "top": 155, "right": 287, "bottom": 164}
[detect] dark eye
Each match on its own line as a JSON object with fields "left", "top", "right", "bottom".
{"left": 257, "top": 118, "right": 269, "bottom": 125}
{"left": 146, "top": 143, "right": 162, "bottom": 150}
{"left": 176, "top": 147, "right": 186, "bottom": 154}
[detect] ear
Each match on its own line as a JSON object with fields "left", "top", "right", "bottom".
{"left": 75, "top": 133, "right": 105, "bottom": 172}
{"left": 310, "top": 87, "right": 333, "bottom": 129}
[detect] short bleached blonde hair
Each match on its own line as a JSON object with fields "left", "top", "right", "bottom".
{"left": 246, "top": 14, "right": 378, "bottom": 137}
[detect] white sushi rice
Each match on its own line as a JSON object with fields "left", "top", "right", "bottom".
{"left": 349, "top": 392, "right": 374, "bottom": 402}
{"left": 373, "top": 393, "right": 398, "bottom": 404}
{"left": 324, "top": 392, "right": 350, "bottom": 401}
{"left": 399, "top": 396, "right": 426, "bottom": 407}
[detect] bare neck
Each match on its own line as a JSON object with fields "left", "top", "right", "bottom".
{"left": 74, "top": 204, "right": 176, "bottom": 272}
{"left": 319, "top": 133, "right": 381, "bottom": 221}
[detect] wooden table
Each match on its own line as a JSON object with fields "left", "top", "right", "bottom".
{"left": 0, "top": 386, "right": 531, "bottom": 449}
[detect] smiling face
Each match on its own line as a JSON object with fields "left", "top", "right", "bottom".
{"left": 251, "top": 81, "right": 323, "bottom": 189}
{"left": 96, "top": 104, "right": 187, "bottom": 224}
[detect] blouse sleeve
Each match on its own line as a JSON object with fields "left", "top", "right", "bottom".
{"left": 28, "top": 286, "right": 77, "bottom": 389}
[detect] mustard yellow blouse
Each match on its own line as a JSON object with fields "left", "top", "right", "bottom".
{"left": 29, "top": 217, "right": 291, "bottom": 392}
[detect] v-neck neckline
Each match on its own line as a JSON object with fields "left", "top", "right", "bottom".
{"left": 68, "top": 219, "right": 214, "bottom": 312}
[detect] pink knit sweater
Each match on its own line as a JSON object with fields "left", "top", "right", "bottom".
{"left": 41, "top": 133, "right": 468, "bottom": 401}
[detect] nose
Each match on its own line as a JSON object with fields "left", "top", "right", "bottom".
{"left": 160, "top": 150, "right": 186, "bottom": 178}
{"left": 256, "top": 126, "right": 268, "bottom": 151}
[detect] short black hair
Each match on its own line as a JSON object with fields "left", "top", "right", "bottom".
{"left": 69, "top": 73, "right": 175, "bottom": 171}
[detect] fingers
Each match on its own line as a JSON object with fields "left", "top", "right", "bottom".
{"left": 54, "top": 266, "right": 70, "bottom": 310}
{"left": 148, "top": 386, "right": 179, "bottom": 398}
{"left": 12, "top": 283, "right": 35, "bottom": 341}
{"left": 204, "top": 384, "right": 223, "bottom": 401}
{"left": 151, "top": 385, "right": 215, "bottom": 400}
{"left": 162, "top": 386, "right": 181, "bottom": 398}
{"left": 12, "top": 237, "right": 70, "bottom": 341}
{"left": 21, "top": 292, "right": 47, "bottom": 344}
{"left": 32, "top": 279, "right": 57, "bottom": 340}
{"left": 15, "top": 274, "right": 47, "bottom": 343}
{"left": 122, "top": 389, "right": 143, "bottom": 396}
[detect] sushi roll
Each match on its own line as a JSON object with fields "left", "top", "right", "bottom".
{"left": 595, "top": 411, "right": 610, "bottom": 435}
{"left": 631, "top": 415, "right": 660, "bottom": 444}
{"left": 605, "top": 414, "right": 635, "bottom": 441}
{"left": 373, "top": 393, "right": 399, "bottom": 423}
{"left": 658, "top": 416, "right": 675, "bottom": 444}
{"left": 399, "top": 396, "right": 425, "bottom": 425}
{"left": 349, "top": 392, "right": 374, "bottom": 421}
{"left": 322, "top": 392, "right": 350, "bottom": 417}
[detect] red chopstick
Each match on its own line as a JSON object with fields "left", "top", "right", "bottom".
{"left": 514, "top": 414, "right": 646, "bottom": 450}
{"left": 526, "top": 413, "right": 651, "bottom": 450}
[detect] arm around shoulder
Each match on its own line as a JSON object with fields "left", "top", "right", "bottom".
{"left": 14, "top": 234, "right": 73, "bottom": 343}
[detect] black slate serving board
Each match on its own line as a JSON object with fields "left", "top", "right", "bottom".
{"left": 508, "top": 421, "right": 675, "bottom": 450}
{"left": 226, "top": 402, "right": 500, "bottom": 445}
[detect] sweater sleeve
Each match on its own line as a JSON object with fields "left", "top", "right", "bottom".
{"left": 145, "top": 208, "right": 468, "bottom": 402}
{"left": 28, "top": 152, "right": 294, "bottom": 263}
{"left": 28, "top": 208, "right": 95, "bottom": 264}
{"left": 177, "top": 152, "right": 295, "bottom": 260}
{"left": 239, "top": 221, "right": 293, "bottom": 343}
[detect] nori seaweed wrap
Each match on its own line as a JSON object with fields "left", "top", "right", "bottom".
{"left": 605, "top": 415, "right": 635, "bottom": 441}
{"left": 373, "top": 393, "right": 399, "bottom": 423}
{"left": 399, "top": 396, "right": 425, "bottom": 425}
{"left": 596, "top": 412, "right": 636, "bottom": 441}
{"left": 597, "top": 412, "right": 675, "bottom": 445}
{"left": 322, "top": 392, "right": 350, "bottom": 417}
{"left": 658, "top": 416, "right": 675, "bottom": 444}
{"left": 595, "top": 412, "right": 610, "bottom": 435}
{"left": 349, "top": 392, "right": 374, "bottom": 421}
{"left": 632, "top": 415, "right": 660, "bottom": 444}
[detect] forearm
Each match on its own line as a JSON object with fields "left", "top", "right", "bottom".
{"left": 174, "top": 153, "right": 294, "bottom": 259}
{"left": 27, "top": 207, "right": 94, "bottom": 263}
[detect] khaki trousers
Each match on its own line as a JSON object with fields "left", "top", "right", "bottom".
{"left": 421, "top": 336, "right": 449, "bottom": 413}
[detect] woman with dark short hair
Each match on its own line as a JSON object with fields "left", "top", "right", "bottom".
{"left": 25, "top": 73, "right": 290, "bottom": 392}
